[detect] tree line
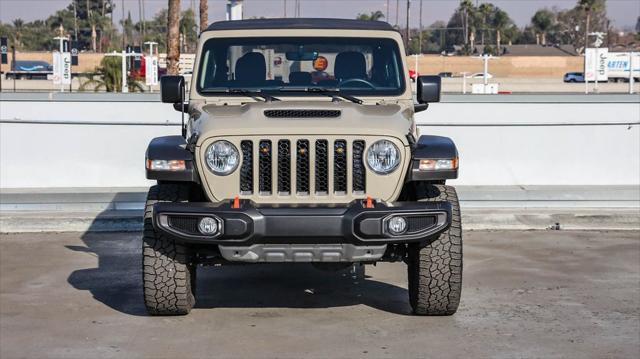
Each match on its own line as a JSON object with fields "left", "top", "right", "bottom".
{"left": 358, "top": 0, "right": 629, "bottom": 55}
{"left": 0, "top": 0, "right": 635, "bottom": 59}
{"left": 0, "top": 0, "right": 202, "bottom": 54}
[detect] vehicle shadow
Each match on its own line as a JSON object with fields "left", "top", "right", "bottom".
{"left": 66, "top": 194, "right": 412, "bottom": 317}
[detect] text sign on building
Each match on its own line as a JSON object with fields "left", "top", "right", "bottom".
{"left": 53, "top": 52, "right": 72, "bottom": 85}
{"left": 585, "top": 48, "right": 609, "bottom": 82}
{"left": 145, "top": 56, "right": 158, "bottom": 86}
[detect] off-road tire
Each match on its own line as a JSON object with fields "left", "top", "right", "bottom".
{"left": 407, "top": 184, "right": 462, "bottom": 315}
{"left": 142, "top": 184, "right": 196, "bottom": 315}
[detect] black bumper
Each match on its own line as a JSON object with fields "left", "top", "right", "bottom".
{"left": 153, "top": 200, "right": 451, "bottom": 246}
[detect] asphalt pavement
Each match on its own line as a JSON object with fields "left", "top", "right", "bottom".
{"left": 1, "top": 230, "right": 638, "bottom": 358}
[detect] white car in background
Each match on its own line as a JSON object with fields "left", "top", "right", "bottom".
{"left": 468, "top": 72, "right": 494, "bottom": 79}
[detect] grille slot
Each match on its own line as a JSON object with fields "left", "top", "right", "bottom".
{"left": 296, "top": 140, "right": 310, "bottom": 194}
{"left": 239, "top": 138, "right": 366, "bottom": 198}
{"left": 334, "top": 140, "right": 347, "bottom": 194}
{"left": 168, "top": 216, "right": 199, "bottom": 235}
{"left": 264, "top": 109, "right": 341, "bottom": 118}
{"left": 258, "top": 140, "right": 272, "bottom": 194}
{"left": 315, "top": 140, "right": 329, "bottom": 194}
{"left": 352, "top": 140, "right": 366, "bottom": 194}
{"left": 277, "top": 140, "right": 291, "bottom": 194}
{"left": 240, "top": 140, "right": 253, "bottom": 194}
{"left": 406, "top": 216, "right": 437, "bottom": 234}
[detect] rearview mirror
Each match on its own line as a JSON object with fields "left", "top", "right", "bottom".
{"left": 417, "top": 75, "right": 441, "bottom": 104}
{"left": 160, "top": 75, "right": 185, "bottom": 104}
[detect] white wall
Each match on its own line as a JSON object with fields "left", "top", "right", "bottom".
{"left": 1, "top": 95, "right": 638, "bottom": 189}
{"left": 419, "top": 102, "right": 640, "bottom": 186}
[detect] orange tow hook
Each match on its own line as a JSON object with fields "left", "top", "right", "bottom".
{"left": 232, "top": 196, "right": 240, "bottom": 209}
{"left": 365, "top": 196, "right": 374, "bottom": 209}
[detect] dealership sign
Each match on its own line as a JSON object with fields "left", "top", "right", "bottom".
{"left": 585, "top": 48, "right": 608, "bottom": 82}
{"left": 145, "top": 56, "right": 158, "bottom": 86}
{"left": 53, "top": 52, "right": 72, "bottom": 85}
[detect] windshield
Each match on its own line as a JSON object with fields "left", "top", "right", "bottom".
{"left": 196, "top": 37, "right": 405, "bottom": 96}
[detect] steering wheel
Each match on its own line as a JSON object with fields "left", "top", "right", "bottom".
{"left": 338, "top": 78, "right": 376, "bottom": 89}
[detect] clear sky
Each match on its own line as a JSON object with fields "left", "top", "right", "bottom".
{"left": 1, "top": 0, "right": 639, "bottom": 30}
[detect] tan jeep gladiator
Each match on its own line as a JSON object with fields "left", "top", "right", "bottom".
{"left": 144, "top": 18, "right": 461, "bottom": 316}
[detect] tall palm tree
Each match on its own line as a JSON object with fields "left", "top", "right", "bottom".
{"left": 167, "top": 0, "right": 181, "bottom": 75}
{"left": 579, "top": 0, "right": 597, "bottom": 50}
{"left": 532, "top": 9, "right": 554, "bottom": 45}
{"left": 459, "top": 0, "right": 474, "bottom": 46}
{"left": 199, "top": 0, "right": 208, "bottom": 33}
{"left": 12, "top": 19, "right": 24, "bottom": 48}
{"left": 88, "top": 10, "right": 108, "bottom": 52}
{"left": 478, "top": 3, "right": 493, "bottom": 46}
{"left": 493, "top": 8, "right": 510, "bottom": 54}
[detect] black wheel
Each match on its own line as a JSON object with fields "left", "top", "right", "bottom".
{"left": 142, "top": 184, "right": 196, "bottom": 315}
{"left": 407, "top": 184, "right": 462, "bottom": 316}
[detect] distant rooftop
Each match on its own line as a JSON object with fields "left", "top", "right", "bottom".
{"left": 205, "top": 18, "right": 397, "bottom": 32}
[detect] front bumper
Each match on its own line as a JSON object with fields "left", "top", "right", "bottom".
{"left": 153, "top": 199, "right": 451, "bottom": 248}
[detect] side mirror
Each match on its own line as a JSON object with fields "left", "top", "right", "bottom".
{"left": 160, "top": 75, "right": 185, "bottom": 104}
{"left": 416, "top": 75, "right": 441, "bottom": 104}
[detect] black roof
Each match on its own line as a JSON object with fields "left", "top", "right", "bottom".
{"left": 205, "top": 18, "right": 396, "bottom": 32}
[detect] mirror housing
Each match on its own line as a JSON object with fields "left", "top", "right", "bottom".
{"left": 160, "top": 75, "right": 185, "bottom": 104}
{"left": 416, "top": 75, "right": 441, "bottom": 104}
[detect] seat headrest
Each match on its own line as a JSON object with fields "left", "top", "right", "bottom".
{"left": 334, "top": 52, "right": 367, "bottom": 81}
{"left": 289, "top": 71, "right": 312, "bottom": 85}
{"left": 235, "top": 52, "right": 266, "bottom": 83}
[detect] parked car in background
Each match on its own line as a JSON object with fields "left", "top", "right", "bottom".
{"left": 438, "top": 72, "right": 453, "bottom": 78}
{"left": 563, "top": 72, "right": 585, "bottom": 83}
{"left": 5, "top": 60, "right": 53, "bottom": 80}
{"left": 468, "top": 72, "right": 494, "bottom": 79}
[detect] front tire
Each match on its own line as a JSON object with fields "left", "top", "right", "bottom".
{"left": 142, "top": 184, "right": 196, "bottom": 315}
{"left": 407, "top": 184, "right": 462, "bottom": 316}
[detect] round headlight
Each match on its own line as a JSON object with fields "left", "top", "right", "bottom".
{"left": 205, "top": 140, "right": 239, "bottom": 175}
{"left": 366, "top": 140, "right": 401, "bottom": 174}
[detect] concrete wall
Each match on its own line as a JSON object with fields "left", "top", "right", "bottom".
{"left": 1, "top": 93, "right": 638, "bottom": 189}
{"left": 408, "top": 55, "right": 584, "bottom": 78}
{"left": 4, "top": 52, "right": 583, "bottom": 78}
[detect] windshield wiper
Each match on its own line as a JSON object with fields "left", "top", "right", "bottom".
{"left": 201, "top": 88, "right": 280, "bottom": 102}
{"left": 278, "top": 87, "right": 363, "bottom": 105}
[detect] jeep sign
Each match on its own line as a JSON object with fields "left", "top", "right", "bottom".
{"left": 53, "top": 52, "right": 72, "bottom": 85}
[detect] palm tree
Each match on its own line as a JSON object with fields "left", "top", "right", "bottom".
{"left": 199, "top": 0, "right": 208, "bottom": 33}
{"left": 532, "top": 9, "right": 554, "bottom": 45}
{"left": 167, "top": 0, "right": 181, "bottom": 75}
{"left": 459, "top": 0, "right": 474, "bottom": 46}
{"left": 356, "top": 11, "right": 385, "bottom": 21}
{"left": 579, "top": 0, "right": 597, "bottom": 50}
{"left": 12, "top": 19, "right": 24, "bottom": 48}
{"left": 87, "top": 10, "right": 108, "bottom": 52}
{"left": 80, "top": 56, "right": 144, "bottom": 92}
{"left": 478, "top": 3, "right": 493, "bottom": 46}
{"left": 493, "top": 8, "right": 511, "bottom": 54}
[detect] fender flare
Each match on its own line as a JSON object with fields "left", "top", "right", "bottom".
{"left": 406, "top": 135, "right": 459, "bottom": 181}
{"left": 145, "top": 136, "right": 199, "bottom": 182}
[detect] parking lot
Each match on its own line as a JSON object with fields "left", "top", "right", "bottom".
{"left": 1, "top": 230, "right": 638, "bottom": 358}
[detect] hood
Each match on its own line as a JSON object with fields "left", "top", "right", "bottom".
{"left": 192, "top": 101, "right": 413, "bottom": 146}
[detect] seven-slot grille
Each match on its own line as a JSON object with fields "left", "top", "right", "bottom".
{"left": 239, "top": 139, "right": 367, "bottom": 196}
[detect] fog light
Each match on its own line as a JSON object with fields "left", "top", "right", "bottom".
{"left": 387, "top": 216, "right": 407, "bottom": 235}
{"left": 198, "top": 217, "right": 218, "bottom": 235}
